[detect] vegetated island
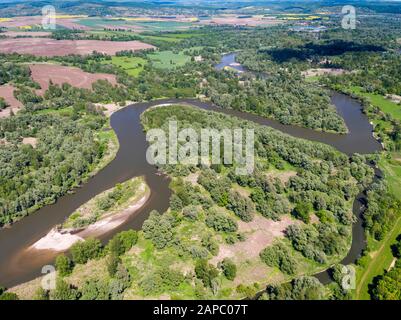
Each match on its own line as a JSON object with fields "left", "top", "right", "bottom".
{"left": 31, "top": 176, "right": 150, "bottom": 252}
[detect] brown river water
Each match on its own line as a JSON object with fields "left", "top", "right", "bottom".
{"left": 0, "top": 55, "right": 382, "bottom": 288}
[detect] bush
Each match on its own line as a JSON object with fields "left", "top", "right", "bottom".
{"left": 118, "top": 230, "right": 138, "bottom": 252}
{"left": 236, "top": 283, "right": 259, "bottom": 299}
{"left": 220, "top": 258, "right": 237, "bottom": 280}
{"left": 108, "top": 235, "right": 125, "bottom": 256}
{"left": 70, "top": 238, "right": 103, "bottom": 264}
{"left": 142, "top": 210, "right": 173, "bottom": 249}
{"left": 195, "top": 259, "right": 219, "bottom": 288}
{"left": 0, "top": 292, "right": 19, "bottom": 300}
{"left": 183, "top": 205, "right": 199, "bottom": 221}
{"left": 107, "top": 230, "right": 138, "bottom": 256}
{"left": 170, "top": 194, "right": 183, "bottom": 211}
{"left": 292, "top": 202, "right": 312, "bottom": 223}
{"left": 80, "top": 279, "right": 109, "bottom": 300}
{"left": 226, "top": 191, "right": 254, "bottom": 222}
{"left": 260, "top": 243, "right": 298, "bottom": 275}
{"left": 265, "top": 276, "right": 325, "bottom": 300}
{"left": 55, "top": 254, "right": 73, "bottom": 277}
{"left": 205, "top": 210, "right": 238, "bottom": 233}
{"left": 34, "top": 287, "right": 49, "bottom": 300}
{"left": 109, "top": 263, "right": 132, "bottom": 299}
{"left": 51, "top": 278, "right": 80, "bottom": 300}
{"left": 107, "top": 254, "right": 121, "bottom": 277}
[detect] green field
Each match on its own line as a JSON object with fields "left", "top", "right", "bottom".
{"left": 148, "top": 50, "right": 191, "bottom": 70}
{"left": 379, "top": 153, "right": 401, "bottom": 197}
{"left": 102, "top": 56, "right": 146, "bottom": 77}
{"left": 350, "top": 86, "right": 401, "bottom": 121}
{"left": 133, "top": 21, "right": 194, "bottom": 32}
{"left": 356, "top": 215, "right": 401, "bottom": 300}
{"left": 355, "top": 153, "right": 401, "bottom": 300}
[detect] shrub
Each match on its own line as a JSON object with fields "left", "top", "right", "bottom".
{"left": 194, "top": 259, "right": 219, "bottom": 288}
{"left": 80, "top": 279, "right": 109, "bottom": 300}
{"left": 142, "top": 210, "right": 173, "bottom": 249}
{"left": 55, "top": 254, "right": 73, "bottom": 277}
{"left": 292, "top": 202, "right": 312, "bottom": 223}
{"left": 118, "top": 230, "right": 138, "bottom": 252}
{"left": 71, "top": 238, "right": 103, "bottom": 264}
{"left": 0, "top": 292, "right": 19, "bottom": 300}
{"left": 220, "top": 258, "right": 237, "bottom": 280}
{"left": 205, "top": 211, "right": 238, "bottom": 233}
{"left": 260, "top": 243, "right": 298, "bottom": 275}
{"left": 183, "top": 205, "right": 199, "bottom": 221}
{"left": 51, "top": 278, "right": 80, "bottom": 300}
{"left": 107, "top": 254, "right": 121, "bottom": 277}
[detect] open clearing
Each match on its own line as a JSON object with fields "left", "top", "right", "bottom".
{"left": 103, "top": 56, "right": 147, "bottom": 77}
{"left": 148, "top": 50, "right": 191, "bottom": 69}
{"left": 29, "top": 64, "right": 117, "bottom": 94}
{"left": 350, "top": 86, "right": 401, "bottom": 121}
{"left": 0, "top": 84, "right": 23, "bottom": 118}
{"left": 210, "top": 215, "right": 295, "bottom": 265}
{"left": 302, "top": 68, "right": 346, "bottom": 78}
{"left": 0, "top": 38, "right": 155, "bottom": 56}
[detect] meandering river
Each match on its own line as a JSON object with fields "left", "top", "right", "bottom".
{"left": 0, "top": 54, "right": 382, "bottom": 288}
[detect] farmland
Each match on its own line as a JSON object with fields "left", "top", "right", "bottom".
{"left": 0, "top": 38, "right": 155, "bottom": 56}
{"left": 29, "top": 64, "right": 117, "bottom": 94}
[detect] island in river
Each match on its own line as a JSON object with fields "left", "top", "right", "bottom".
{"left": 31, "top": 177, "right": 150, "bottom": 252}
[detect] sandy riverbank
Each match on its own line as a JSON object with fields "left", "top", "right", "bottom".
{"left": 30, "top": 186, "right": 150, "bottom": 252}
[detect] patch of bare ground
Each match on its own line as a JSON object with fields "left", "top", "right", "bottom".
{"left": 0, "top": 84, "right": 23, "bottom": 118}
{"left": 183, "top": 172, "right": 200, "bottom": 186}
{"left": 8, "top": 275, "right": 45, "bottom": 300}
{"left": 22, "top": 137, "right": 37, "bottom": 148}
{"left": 388, "top": 258, "right": 397, "bottom": 271}
{"left": 95, "top": 101, "right": 134, "bottom": 117}
{"left": 386, "top": 94, "right": 401, "bottom": 104}
{"left": 210, "top": 215, "right": 295, "bottom": 265}
{"left": 310, "top": 213, "right": 320, "bottom": 224}
{"left": 29, "top": 64, "right": 117, "bottom": 95}
{"left": 0, "top": 38, "right": 155, "bottom": 56}
{"left": 302, "top": 68, "right": 346, "bottom": 77}
{"left": 266, "top": 170, "right": 297, "bottom": 184}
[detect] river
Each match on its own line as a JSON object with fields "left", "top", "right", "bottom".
{"left": 0, "top": 54, "right": 382, "bottom": 288}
